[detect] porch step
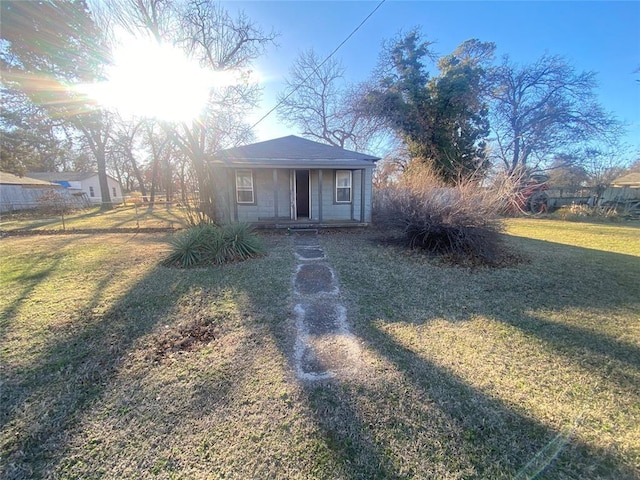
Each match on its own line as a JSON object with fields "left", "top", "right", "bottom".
{"left": 287, "top": 227, "right": 318, "bottom": 235}
{"left": 257, "top": 221, "right": 368, "bottom": 230}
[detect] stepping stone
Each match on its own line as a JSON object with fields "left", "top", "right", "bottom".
{"left": 295, "top": 264, "right": 336, "bottom": 295}
{"left": 293, "top": 235, "right": 320, "bottom": 247}
{"left": 295, "top": 248, "right": 325, "bottom": 260}
{"left": 299, "top": 301, "right": 346, "bottom": 335}
{"left": 297, "top": 334, "right": 359, "bottom": 378}
{"left": 294, "top": 303, "right": 359, "bottom": 380}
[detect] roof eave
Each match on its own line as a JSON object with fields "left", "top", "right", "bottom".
{"left": 211, "top": 157, "right": 379, "bottom": 169}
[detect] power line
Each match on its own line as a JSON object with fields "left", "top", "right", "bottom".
{"left": 250, "top": 0, "right": 387, "bottom": 131}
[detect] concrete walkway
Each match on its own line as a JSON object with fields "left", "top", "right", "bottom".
{"left": 291, "top": 230, "right": 360, "bottom": 381}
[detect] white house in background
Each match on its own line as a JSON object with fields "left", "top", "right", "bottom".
{"left": 0, "top": 171, "right": 84, "bottom": 213}
{"left": 25, "top": 172, "right": 124, "bottom": 205}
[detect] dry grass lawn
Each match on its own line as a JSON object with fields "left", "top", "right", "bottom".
{"left": 1, "top": 218, "right": 638, "bottom": 479}
{"left": 0, "top": 204, "right": 190, "bottom": 231}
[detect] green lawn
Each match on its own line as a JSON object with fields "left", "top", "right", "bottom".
{"left": 1, "top": 219, "right": 638, "bottom": 479}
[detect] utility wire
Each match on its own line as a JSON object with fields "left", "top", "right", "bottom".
{"left": 249, "top": 0, "right": 387, "bottom": 130}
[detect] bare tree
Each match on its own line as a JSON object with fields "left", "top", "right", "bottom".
{"left": 110, "top": 116, "right": 151, "bottom": 199}
{"left": 277, "top": 49, "right": 386, "bottom": 152}
{"left": 583, "top": 146, "right": 631, "bottom": 196}
{"left": 97, "top": 0, "right": 277, "bottom": 218}
{"left": 98, "top": 0, "right": 173, "bottom": 42}
{"left": 489, "top": 54, "right": 622, "bottom": 174}
{"left": 170, "top": 1, "right": 275, "bottom": 216}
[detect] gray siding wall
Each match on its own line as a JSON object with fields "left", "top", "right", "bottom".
{"left": 310, "top": 168, "right": 373, "bottom": 222}
{"left": 236, "top": 169, "right": 275, "bottom": 222}
{"left": 276, "top": 171, "right": 291, "bottom": 218}
{"left": 363, "top": 168, "right": 373, "bottom": 222}
{"left": 212, "top": 166, "right": 374, "bottom": 223}
{"left": 212, "top": 167, "right": 232, "bottom": 223}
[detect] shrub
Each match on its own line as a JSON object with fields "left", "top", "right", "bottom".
{"left": 374, "top": 164, "right": 505, "bottom": 265}
{"left": 164, "top": 223, "right": 264, "bottom": 268}
{"left": 219, "top": 222, "right": 265, "bottom": 262}
{"left": 37, "top": 190, "right": 78, "bottom": 216}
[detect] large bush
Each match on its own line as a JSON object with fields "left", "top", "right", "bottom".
{"left": 374, "top": 165, "right": 505, "bottom": 264}
{"left": 164, "top": 223, "right": 264, "bottom": 268}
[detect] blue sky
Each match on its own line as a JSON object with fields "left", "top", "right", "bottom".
{"left": 224, "top": 1, "right": 640, "bottom": 158}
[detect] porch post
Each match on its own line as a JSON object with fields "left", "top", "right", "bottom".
{"left": 230, "top": 169, "right": 238, "bottom": 222}
{"left": 318, "top": 169, "right": 323, "bottom": 222}
{"left": 273, "top": 169, "right": 278, "bottom": 218}
{"left": 360, "top": 168, "right": 366, "bottom": 222}
{"left": 350, "top": 169, "right": 355, "bottom": 221}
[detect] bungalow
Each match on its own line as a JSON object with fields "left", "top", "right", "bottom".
{"left": 25, "top": 172, "right": 124, "bottom": 206}
{"left": 211, "top": 136, "right": 379, "bottom": 227}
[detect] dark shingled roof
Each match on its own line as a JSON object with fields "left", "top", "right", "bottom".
{"left": 213, "top": 135, "right": 379, "bottom": 168}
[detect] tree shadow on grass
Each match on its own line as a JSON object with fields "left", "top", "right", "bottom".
{"left": 366, "top": 234, "right": 640, "bottom": 384}
{"left": 360, "top": 324, "right": 638, "bottom": 479}
{"left": 0, "top": 235, "right": 235, "bottom": 479}
{"left": 455, "top": 237, "right": 639, "bottom": 390}
{"left": 0, "top": 259, "right": 61, "bottom": 339}
{"left": 315, "top": 232, "right": 640, "bottom": 479}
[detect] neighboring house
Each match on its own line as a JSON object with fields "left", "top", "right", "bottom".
{"left": 211, "top": 135, "right": 379, "bottom": 226}
{"left": 0, "top": 171, "right": 82, "bottom": 213}
{"left": 25, "top": 172, "right": 124, "bottom": 206}
{"left": 611, "top": 172, "right": 640, "bottom": 188}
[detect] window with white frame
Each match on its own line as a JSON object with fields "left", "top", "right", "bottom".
{"left": 335, "top": 170, "right": 352, "bottom": 203}
{"left": 89, "top": 186, "right": 95, "bottom": 197}
{"left": 112, "top": 187, "right": 117, "bottom": 197}
{"left": 235, "top": 169, "right": 254, "bottom": 203}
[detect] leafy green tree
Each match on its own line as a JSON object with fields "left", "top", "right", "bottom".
{"left": 1, "top": 0, "right": 114, "bottom": 206}
{"left": 364, "top": 30, "right": 494, "bottom": 182}
{"left": 428, "top": 39, "right": 495, "bottom": 178}
{"left": 0, "top": 86, "right": 66, "bottom": 174}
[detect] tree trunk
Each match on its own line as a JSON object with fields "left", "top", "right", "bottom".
{"left": 149, "top": 155, "right": 160, "bottom": 205}
{"left": 193, "top": 156, "right": 216, "bottom": 221}
{"left": 128, "top": 152, "right": 148, "bottom": 202}
{"left": 95, "top": 143, "right": 113, "bottom": 210}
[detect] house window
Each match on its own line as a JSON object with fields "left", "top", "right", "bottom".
{"left": 335, "top": 170, "right": 352, "bottom": 203}
{"left": 89, "top": 186, "right": 95, "bottom": 197}
{"left": 235, "top": 169, "right": 254, "bottom": 204}
{"left": 112, "top": 187, "right": 117, "bottom": 197}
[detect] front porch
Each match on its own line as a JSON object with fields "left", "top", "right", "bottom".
{"left": 251, "top": 218, "right": 369, "bottom": 230}
{"left": 211, "top": 135, "right": 379, "bottom": 226}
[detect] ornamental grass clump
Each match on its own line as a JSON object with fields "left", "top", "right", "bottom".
{"left": 374, "top": 164, "right": 505, "bottom": 265}
{"left": 164, "top": 223, "right": 264, "bottom": 268}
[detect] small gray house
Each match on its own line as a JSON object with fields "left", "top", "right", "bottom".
{"left": 211, "top": 136, "right": 379, "bottom": 227}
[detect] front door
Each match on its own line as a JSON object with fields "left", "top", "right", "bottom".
{"left": 294, "top": 170, "right": 310, "bottom": 219}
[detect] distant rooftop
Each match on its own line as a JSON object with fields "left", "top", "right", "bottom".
{"left": 0, "top": 171, "right": 59, "bottom": 186}
{"left": 611, "top": 172, "right": 640, "bottom": 187}
{"left": 26, "top": 172, "right": 98, "bottom": 182}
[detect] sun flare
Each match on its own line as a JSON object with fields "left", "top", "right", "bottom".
{"left": 80, "top": 37, "right": 241, "bottom": 122}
